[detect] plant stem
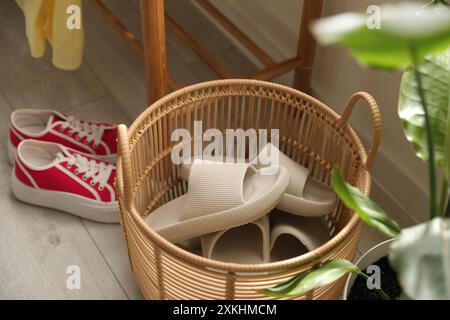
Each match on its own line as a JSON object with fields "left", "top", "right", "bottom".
{"left": 439, "top": 176, "right": 449, "bottom": 216}
{"left": 411, "top": 46, "right": 439, "bottom": 218}
{"left": 445, "top": 188, "right": 450, "bottom": 217}
{"left": 357, "top": 272, "right": 391, "bottom": 300}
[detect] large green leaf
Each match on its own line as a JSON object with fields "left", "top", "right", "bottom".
{"left": 389, "top": 218, "right": 450, "bottom": 299}
{"left": 311, "top": 3, "right": 450, "bottom": 70}
{"left": 260, "top": 260, "right": 359, "bottom": 298}
{"left": 332, "top": 170, "right": 401, "bottom": 237}
{"left": 398, "top": 48, "right": 450, "bottom": 175}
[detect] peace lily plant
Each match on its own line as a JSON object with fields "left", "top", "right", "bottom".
{"left": 262, "top": 1, "right": 450, "bottom": 300}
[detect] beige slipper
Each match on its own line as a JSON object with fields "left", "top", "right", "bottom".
{"left": 200, "top": 208, "right": 331, "bottom": 264}
{"left": 261, "top": 144, "right": 337, "bottom": 217}
{"left": 201, "top": 216, "right": 270, "bottom": 264}
{"left": 180, "top": 143, "right": 337, "bottom": 217}
{"left": 270, "top": 210, "right": 330, "bottom": 262}
{"left": 145, "top": 159, "right": 290, "bottom": 244}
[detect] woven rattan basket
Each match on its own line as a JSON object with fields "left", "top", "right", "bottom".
{"left": 116, "top": 79, "right": 382, "bottom": 300}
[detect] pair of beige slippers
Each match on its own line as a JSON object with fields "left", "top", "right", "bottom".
{"left": 145, "top": 144, "right": 336, "bottom": 264}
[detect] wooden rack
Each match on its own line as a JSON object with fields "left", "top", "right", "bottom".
{"left": 90, "top": 0, "right": 324, "bottom": 104}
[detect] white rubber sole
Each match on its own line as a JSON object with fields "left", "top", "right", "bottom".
{"left": 7, "top": 140, "right": 116, "bottom": 165}
{"left": 11, "top": 172, "right": 120, "bottom": 223}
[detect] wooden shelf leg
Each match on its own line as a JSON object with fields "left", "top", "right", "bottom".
{"left": 141, "top": 0, "right": 168, "bottom": 104}
{"left": 293, "top": 0, "right": 323, "bottom": 94}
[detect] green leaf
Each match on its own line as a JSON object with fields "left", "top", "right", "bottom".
{"left": 431, "top": 0, "right": 449, "bottom": 5}
{"left": 331, "top": 169, "right": 401, "bottom": 237}
{"left": 311, "top": 3, "right": 450, "bottom": 70}
{"left": 399, "top": 48, "right": 450, "bottom": 176}
{"left": 389, "top": 218, "right": 450, "bottom": 300}
{"left": 260, "top": 260, "right": 359, "bottom": 298}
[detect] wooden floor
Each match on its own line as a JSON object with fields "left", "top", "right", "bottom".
{"left": 0, "top": 0, "right": 385, "bottom": 299}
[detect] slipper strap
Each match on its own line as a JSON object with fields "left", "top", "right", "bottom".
{"left": 181, "top": 160, "right": 251, "bottom": 221}
{"left": 256, "top": 143, "right": 309, "bottom": 197}
{"left": 284, "top": 159, "right": 308, "bottom": 197}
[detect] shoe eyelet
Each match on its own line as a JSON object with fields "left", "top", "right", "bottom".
{"left": 74, "top": 169, "right": 79, "bottom": 174}
{"left": 67, "top": 164, "right": 73, "bottom": 168}
{"left": 68, "top": 130, "right": 73, "bottom": 136}
{"left": 76, "top": 136, "right": 81, "bottom": 141}
{"left": 93, "top": 144, "right": 99, "bottom": 148}
{"left": 84, "top": 140, "right": 89, "bottom": 145}
{"left": 90, "top": 181, "right": 96, "bottom": 186}
{"left": 99, "top": 186, "right": 105, "bottom": 191}
{"left": 82, "top": 175, "right": 87, "bottom": 180}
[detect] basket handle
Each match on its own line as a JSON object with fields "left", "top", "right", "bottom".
{"left": 117, "top": 124, "right": 133, "bottom": 210}
{"left": 338, "top": 92, "right": 382, "bottom": 171}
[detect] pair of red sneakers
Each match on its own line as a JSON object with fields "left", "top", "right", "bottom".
{"left": 9, "top": 109, "right": 120, "bottom": 223}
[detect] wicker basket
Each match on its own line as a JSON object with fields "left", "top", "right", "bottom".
{"left": 116, "top": 79, "right": 382, "bottom": 300}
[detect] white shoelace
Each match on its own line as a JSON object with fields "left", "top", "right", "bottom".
{"left": 57, "top": 153, "right": 114, "bottom": 190}
{"left": 59, "top": 116, "right": 106, "bottom": 148}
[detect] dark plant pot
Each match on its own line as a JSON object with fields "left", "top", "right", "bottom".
{"left": 343, "top": 239, "right": 400, "bottom": 300}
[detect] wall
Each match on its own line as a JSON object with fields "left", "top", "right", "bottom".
{"left": 198, "top": 0, "right": 430, "bottom": 225}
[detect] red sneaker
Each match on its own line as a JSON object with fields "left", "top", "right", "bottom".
{"left": 12, "top": 140, "right": 120, "bottom": 223}
{"left": 9, "top": 109, "right": 117, "bottom": 164}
